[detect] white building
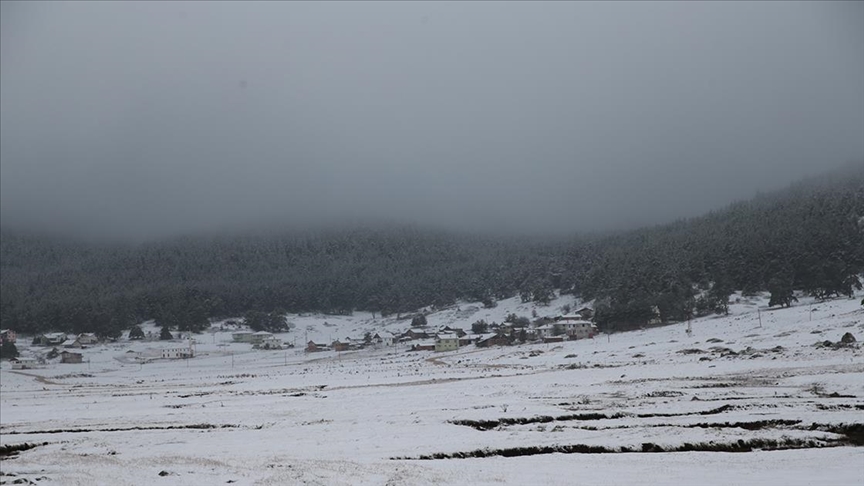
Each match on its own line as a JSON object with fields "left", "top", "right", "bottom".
{"left": 77, "top": 333, "right": 99, "bottom": 345}
{"left": 374, "top": 331, "right": 394, "bottom": 346}
{"left": 534, "top": 324, "right": 557, "bottom": 339}
{"left": 162, "top": 341, "right": 195, "bottom": 359}
{"left": 435, "top": 333, "right": 459, "bottom": 352}
{"left": 232, "top": 331, "right": 255, "bottom": 343}
{"left": 251, "top": 331, "right": 274, "bottom": 345}
{"left": 11, "top": 357, "right": 37, "bottom": 370}
{"left": 557, "top": 318, "right": 598, "bottom": 339}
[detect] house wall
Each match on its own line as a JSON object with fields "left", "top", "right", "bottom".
{"left": 435, "top": 339, "right": 459, "bottom": 352}
{"left": 0, "top": 330, "right": 16, "bottom": 344}
{"left": 61, "top": 354, "right": 83, "bottom": 364}
{"left": 233, "top": 333, "right": 255, "bottom": 343}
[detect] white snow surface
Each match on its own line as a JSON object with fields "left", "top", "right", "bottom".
{"left": 1, "top": 293, "right": 863, "bottom": 485}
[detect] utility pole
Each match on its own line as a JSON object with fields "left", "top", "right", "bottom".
{"left": 757, "top": 308, "right": 762, "bottom": 328}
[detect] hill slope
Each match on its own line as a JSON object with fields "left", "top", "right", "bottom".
{"left": 1, "top": 163, "right": 862, "bottom": 335}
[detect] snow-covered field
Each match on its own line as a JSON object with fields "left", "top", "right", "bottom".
{"left": 2, "top": 294, "right": 863, "bottom": 485}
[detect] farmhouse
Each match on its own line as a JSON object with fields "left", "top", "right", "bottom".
{"left": 60, "top": 351, "right": 84, "bottom": 364}
{"left": 435, "top": 333, "right": 460, "bottom": 352}
{"left": 0, "top": 329, "right": 16, "bottom": 344}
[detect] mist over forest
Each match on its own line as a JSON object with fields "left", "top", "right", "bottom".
{"left": 1, "top": 163, "right": 862, "bottom": 337}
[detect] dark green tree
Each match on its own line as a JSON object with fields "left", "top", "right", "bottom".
{"left": 410, "top": 314, "right": 427, "bottom": 328}
{"left": 129, "top": 325, "right": 145, "bottom": 340}
{"left": 0, "top": 341, "right": 18, "bottom": 360}
{"left": 159, "top": 326, "right": 173, "bottom": 340}
{"left": 768, "top": 277, "right": 797, "bottom": 308}
{"left": 471, "top": 320, "right": 489, "bottom": 334}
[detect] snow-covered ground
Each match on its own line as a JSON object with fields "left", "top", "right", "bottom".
{"left": 1, "top": 293, "right": 863, "bottom": 485}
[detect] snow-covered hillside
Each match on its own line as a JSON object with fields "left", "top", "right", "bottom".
{"left": 1, "top": 293, "right": 862, "bottom": 485}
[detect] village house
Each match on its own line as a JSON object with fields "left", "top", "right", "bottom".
{"left": 534, "top": 324, "right": 558, "bottom": 340}
{"left": 556, "top": 317, "right": 598, "bottom": 340}
{"left": 331, "top": 340, "right": 350, "bottom": 352}
{"left": 60, "top": 351, "right": 84, "bottom": 364}
{"left": 568, "top": 307, "right": 595, "bottom": 321}
{"left": 477, "top": 333, "right": 511, "bottom": 348}
{"left": 77, "top": 333, "right": 99, "bottom": 345}
{"left": 306, "top": 341, "right": 330, "bottom": 353}
{"left": 373, "top": 331, "right": 394, "bottom": 346}
{"left": 35, "top": 332, "right": 68, "bottom": 346}
{"left": 250, "top": 331, "right": 275, "bottom": 345}
{"left": 402, "top": 329, "right": 431, "bottom": 341}
{"left": 254, "top": 334, "right": 283, "bottom": 349}
{"left": 62, "top": 337, "right": 82, "bottom": 348}
{"left": 435, "top": 333, "right": 460, "bottom": 352}
{"left": 11, "top": 357, "right": 37, "bottom": 369}
{"left": 0, "top": 329, "right": 17, "bottom": 344}
{"left": 410, "top": 339, "right": 436, "bottom": 352}
{"left": 437, "top": 326, "right": 466, "bottom": 338}
{"left": 161, "top": 342, "right": 194, "bottom": 359}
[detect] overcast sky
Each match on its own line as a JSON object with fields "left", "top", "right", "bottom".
{"left": 1, "top": 1, "right": 862, "bottom": 240}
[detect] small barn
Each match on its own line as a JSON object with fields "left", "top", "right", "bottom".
{"left": 332, "top": 340, "right": 350, "bottom": 352}
{"left": 410, "top": 342, "right": 436, "bottom": 352}
{"left": 60, "top": 351, "right": 84, "bottom": 364}
{"left": 306, "top": 341, "right": 330, "bottom": 353}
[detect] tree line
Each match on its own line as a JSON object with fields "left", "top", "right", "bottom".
{"left": 1, "top": 163, "right": 861, "bottom": 337}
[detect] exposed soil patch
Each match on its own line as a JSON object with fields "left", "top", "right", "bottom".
{"left": 0, "top": 442, "right": 48, "bottom": 458}
{"left": 3, "top": 423, "right": 240, "bottom": 436}
{"left": 393, "top": 436, "right": 855, "bottom": 460}
{"left": 451, "top": 405, "right": 737, "bottom": 430}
